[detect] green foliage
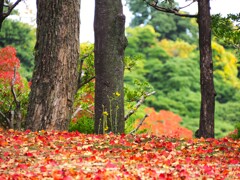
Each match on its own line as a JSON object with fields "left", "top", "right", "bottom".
{"left": 73, "top": 43, "right": 154, "bottom": 134}
{"left": 78, "top": 43, "right": 95, "bottom": 88}
{"left": 229, "top": 122, "right": 240, "bottom": 139}
{"left": 0, "top": 79, "right": 29, "bottom": 123}
{"left": 69, "top": 116, "right": 94, "bottom": 134}
{"left": 125, "top": 104, "right": 148, "bottom": 134}
{"left": 215, "top": 101, "right": 240, "bottom": 125}
{"left": 124, "top": 25, "right": 240, "bottom": 138}
{"left": 125, "top": 25, "right": 169, "bottom": 62}
{"left": 72, "top": 43, "right": 95, "bottom": 127}
{"left": 212, "top": 13, "right": 240, "bottom": 51}
{"left": 214, "top": 119, "right": 235, "bottom": 138}
{"left": 126, "top": 0, "right": 198, "bottom": 44}
{"left": 0, "top": 19, "right": 36, "bottom": 80}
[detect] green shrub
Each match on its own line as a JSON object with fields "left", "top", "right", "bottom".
{"left": 229, "top": 122, "right": 240, "bottom": 139}
{"left": 69, "top": 116, "right": 94, "bottom": 134}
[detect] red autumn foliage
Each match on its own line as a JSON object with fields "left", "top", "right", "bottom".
{"left": 0, "top": 129, "right": 239, "bottom": 179}
{"left": 0, "top": 46, "right": 22, "bottom": 85}
{"left": 136, "top": 107, "right": 193, "bottom": 138}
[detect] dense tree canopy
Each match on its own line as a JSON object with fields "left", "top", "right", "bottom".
{"left": 126, "top": 0, "right": 198, "bottom": 43}
{"left": 124, "top": 25, "right": 239, "bottom": 137}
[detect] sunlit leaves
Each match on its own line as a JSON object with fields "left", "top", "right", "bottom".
{"left": 0, "top": 129, "right": 239, "bottom": 179}
{"left": 212, "top": 41, "right": 240, "bottom": 89}
{"left": 159, "top": 39, "right": 197, "bottom": 58}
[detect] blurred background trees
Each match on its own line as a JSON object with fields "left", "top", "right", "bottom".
{"left": 0, "top": 19, "right": 35, "bottom": 80}
{"left": 0, "top": 1, "right": 239, "bottom": 138}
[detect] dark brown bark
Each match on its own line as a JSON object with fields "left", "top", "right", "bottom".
{"left": 25, "top": 1, "right": 80, "bottom": 131}
{"left": 94, "top": 0, "right": 127, "bottom": 134}
{"left": 196, "top": 0, "right": 215, "bottom": 138}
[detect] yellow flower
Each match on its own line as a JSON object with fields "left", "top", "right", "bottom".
{"left": 103, "top": 111, "right": 109, "bottom": 116}
{"left": 115, "top": 92, "right": 120, "bottom": 97}
{"left": 104, "top": 126, "right": 108, "bottom": 131}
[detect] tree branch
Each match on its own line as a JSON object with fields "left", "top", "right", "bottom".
{"left": 125, "top": 91, "right": 155, "bottom": 121}
{"left": 0, "top": 0, "right": 22, "bottom": 29}
{"left": 77, "top": 50, "right": 94, "bottom": 90}
{"left": 3, "top": 0, "right": 22, "bottom": 18}
{"left": 78, "top": 76, "right": 95, "bottom": 89}
{"left": 179, "top": 0, "right": 197, "bottom": 10}
{"left": 129, "top": 114, "right": 148, "bottom": 134}
{"left": 71, "top": 104, "right": 93, "bottom": 119}
{"left": 0, "top": 110, "right": 11, "bottom": 127}
{"left": 11, "top": 67, "right": 18, "bottom": 105}
{"left": 144, "top": 0, "right": 198, "bottom": 18}
{"left": 11, "top": 66, "right": 22, "bottom": 129}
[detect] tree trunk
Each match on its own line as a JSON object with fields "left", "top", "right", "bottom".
{"left": 0, "top": 0, "right": 4, "bottom": 29}
{"left": 25, "top": 1, "right": 80, "bottom": 131}
{"left": 94, "top": 0, "right": 127, "bottom": 134}
{"left": 196, "top": 0, "right": 215, "bottom": 138}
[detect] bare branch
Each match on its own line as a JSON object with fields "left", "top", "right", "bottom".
{"left": 0, "top": 110, "right": 11, "bottom": 126}
{"left": 125, "top": 91, "right": 155, "bottom": 121}
{"left": 3, "top": 0, "right": 22, "bottom": 18}
{"left": 10, "top": 66, "right": 22, "bottom": 129}
{"left": 71, "top": 104, "right": 93, "bottom": 119}
{"left": 72, "top": 106, "right": 83, "bottom": 119}
{"left": 11, "top": 66, "right": 18, "bottom": 104}
{"left": 144, "top": 0, "right": 198, "bottom": 18}
{"left": 129, "top": 114, "right": 148, "bottom": 134}
{"left": 79, "top": 76, "right": 95, "bottom": 89}
{"left": 0, "top": 0, "right": 22, "bottom": 29}
{"left": 77, "top": 50, "right": 94, "bottom": 90}
{"left": 179, "top": 0, "right": 197, "bottom": 10}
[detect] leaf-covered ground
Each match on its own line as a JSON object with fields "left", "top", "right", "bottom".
{"left": 0, "top": 129, "right": 239, "bottom": 179}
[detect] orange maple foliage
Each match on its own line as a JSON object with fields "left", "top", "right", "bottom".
{"left": 136, "top": 107, "right": 193, "bottom": 138}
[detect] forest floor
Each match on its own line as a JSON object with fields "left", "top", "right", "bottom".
{"left": 0, "top": 129, "right": 239, "bottom": 179}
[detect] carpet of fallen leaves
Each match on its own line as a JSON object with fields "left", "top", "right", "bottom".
{"left": 0, "top": 129, "right": 239, "bottom": 180}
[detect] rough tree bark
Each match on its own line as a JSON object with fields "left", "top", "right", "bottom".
{"left": 196, "top": 0, "right": 215, "bottom": 138}
{"left": 94, "top": 0, "right": 128, "bottom": 134}
{"left": 25, "top": 1, "right": 80, "bottom": 131}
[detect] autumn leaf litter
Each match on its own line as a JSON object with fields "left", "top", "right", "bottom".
{"left": 0, "top": 129, "right": 239, "bottom": 179}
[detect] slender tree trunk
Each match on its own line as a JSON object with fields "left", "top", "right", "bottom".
{"left": 196, "top": 0, "right": 215, "bottom": 138}
{"left": 94, "top": 0, "right": 127, "bottom": 134}
{"left": 0, "top": 0, "right": 4, "bottom": 29}
{"left": 25, "top": 1, "right": 80, "bottom": 131}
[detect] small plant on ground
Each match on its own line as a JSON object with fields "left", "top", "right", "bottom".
{"left": 69, "top": 116, "right": 94, "bottom": 134}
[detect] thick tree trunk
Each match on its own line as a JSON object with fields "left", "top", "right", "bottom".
{"left": 25, "top": 1, "right": 80, "bottom": 131}
{"left": 94, "top": 0, "right": 127, "bottom": 134}
{"left": 196, "top": 0, "right": 215, "bottom": 138}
